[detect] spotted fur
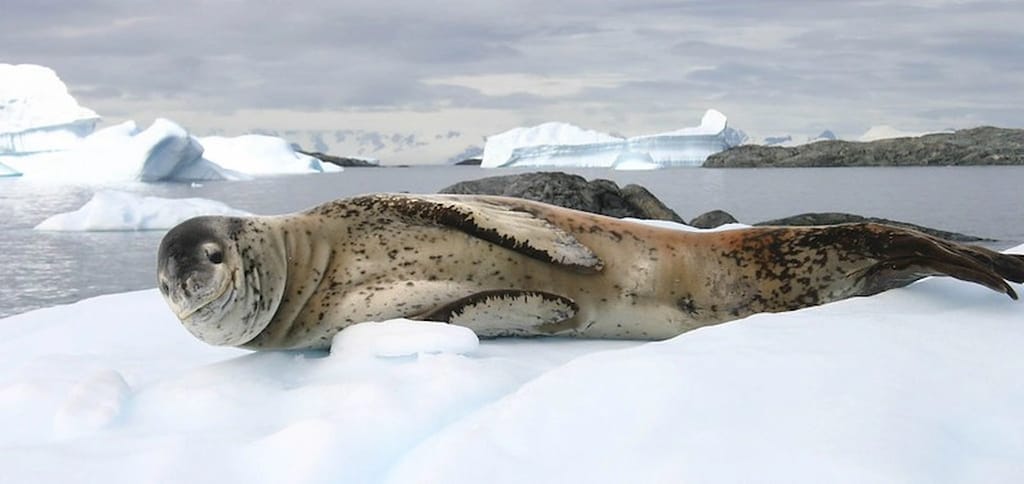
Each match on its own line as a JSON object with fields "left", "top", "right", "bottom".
{"left": 157, "top": 194, "right": 1024, "bottom": 350}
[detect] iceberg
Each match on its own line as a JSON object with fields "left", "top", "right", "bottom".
{"left": 1, "top": 64, "right": 339, "bottom": 183}
{"left": 34, "top": 190, "right": 251, "bottom": 231}
{"left": 3, "top": 119, "right": 245, "bottom": 183}
{"left": 0, "top": 64, "right": 100, "bottom": 154}
{"left": 0, "top": 160, "right": 20, "bottom": 177}
{"left": 3, "top": 119, "right": 338, "bottom": 183}
{"left": 199, "top": 134, "right": 339, "bottom": 175}
{"left": 481, "top": 109, "right": 745, "bottom": 168}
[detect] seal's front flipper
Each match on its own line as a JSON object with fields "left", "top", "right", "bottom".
{"left": 417, "top": 290, "right": 579, "bottom": 337}
{"left": 341, "top": 194, "right": 604, "bottom": 273}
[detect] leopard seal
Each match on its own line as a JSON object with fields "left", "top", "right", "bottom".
{"left": 157, "top": 193, "right": 1024, "bottom": 350}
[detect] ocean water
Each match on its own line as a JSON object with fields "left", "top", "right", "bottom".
{"left": 1, "top": 166, "right": 1023, "bottom": 318}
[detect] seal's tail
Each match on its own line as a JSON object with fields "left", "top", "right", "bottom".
{"left": 845, "top": 223, "right": 1024, "bottom": 300}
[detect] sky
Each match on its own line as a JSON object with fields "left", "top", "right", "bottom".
{"left": 2, "top": 0, "right": 1022, "bottom": 163}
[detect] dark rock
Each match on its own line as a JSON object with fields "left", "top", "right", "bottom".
{"left": 690, "top": 210, "right": 739, "bottom": 229}
{"left": 755, "top": 212, "right": 989, "bottom": 242}
{"left": 454, "top": 158, "right": 482, "bottom": 166}
{"left": 439, "top": 171, "right": 685, "bottom": 223}
{"left": 704, "top": 127, "right": 1024, "bottom": 167}
{"left": 298, "top": 150, "right": 380, "bottom": 167}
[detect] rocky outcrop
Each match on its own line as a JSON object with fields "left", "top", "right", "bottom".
{"left": 439, "top": 171, "right": 685, "bottom": 222}
{"left": 453, "top": 158, "right": 482, "bottom": 166}
{"left": 689, "top": 210, "right": 739, "bottom": 229}
{"left": 704, "top": 127, "right": 1024, "bottom": 167}
{"left": 298, "top": 150, "right": 379, "bottom": 167}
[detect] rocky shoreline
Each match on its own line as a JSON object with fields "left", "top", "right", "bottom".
{"left": 440, "top": 172, "right": 991, "bottom": 243}
{"left": 704, "top": 127, "right": 1024, "bottom": 167}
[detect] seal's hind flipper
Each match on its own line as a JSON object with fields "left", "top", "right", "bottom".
{"left": 343, "top": 194, "right": 603, "bottom": 272}
{"left": 842, "top": 224, "right": 1023, "bottom": 299}
{"left": 417, "top": 290, "right": 579, "bottom": 337}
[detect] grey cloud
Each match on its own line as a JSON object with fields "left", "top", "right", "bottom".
{"left": 1, "top": 0, "right": 1022, "bottom": 137}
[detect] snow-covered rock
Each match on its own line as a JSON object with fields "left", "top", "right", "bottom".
{"left": 199, "top": 134, "right": 339, "bottom": 175}
{"left": 34, "top": 190, "right": 251, "bottom": 231}
{"left": 0, "top": 237, "right": 1021, "bottom": 483}
{"left": 481, "top": 109, "right": 744, "bottom": 168}
{"left": 0, "top": 64, "right": 100, "bottom": 154}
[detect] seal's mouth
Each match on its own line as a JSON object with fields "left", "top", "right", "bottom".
{"left": 172, "top": 278, "right": 233, "bottom": 321}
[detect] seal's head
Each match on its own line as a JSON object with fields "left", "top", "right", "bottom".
{"left": 158, "top": 216, "right": 254, "bottom": 346}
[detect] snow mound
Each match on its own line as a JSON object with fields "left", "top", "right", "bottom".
{"left": 52, "top": 369, "right": 131, "bottom": 439}
{"left": 0, "top": 239, "right": 1022, "bottom": 482}
{"left": 199, "top": 134, "right": 339, "bottom": 176}
{"left": 482, "top": 109, "right": 742, "bottom": 168}
{"left": 0, "top": 64, "right": 100, "bottom": 154}
{"left": 34, "top": 190, "right": 251, "bottom": 231}
{"left": 330, "top": 320, "right": 480, "bottom": 360}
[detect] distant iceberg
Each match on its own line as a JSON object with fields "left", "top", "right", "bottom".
{"left": 481, "top": 109, "right": 746, "bottom": 168}
{"left": 1, "top": 64, "right": 339, "bottom": 183}
{"left": 199, "top": 135, "right": 340, "bottom": 175}
{"left": 34, "top": 190, "right": 251, "bottom": 231}
{"left": 0, "top": 160, "right": 20, "bottom": 177}
{"left": 0, "top": 64, "right": 100, "bottom": 155}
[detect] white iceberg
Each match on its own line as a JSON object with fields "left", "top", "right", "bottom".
{"left": 0, "top": 234, "right": 1021, "bottom": 483}
{"left": 4, "top": 118, "right": 243, "bottom": 183}
{"left": 5, "top": 118, "right": 338, "bottom": 183}
{"left": 0, "top": 64, "right": 100, "bottom": 155}
{"left": 0, "top": 160, "right": 20, "bottom": 177}
{"left": 34, "top": 190, "right": 251, "bottom": 231}
{"left": 199, "top": 134, "right": 339, "bottom": 175}
{"left": 1, "top": 64, "right": 339, "bottom": 183}
{"left": 481, "top": 109, "right": 745, "bottom": 168}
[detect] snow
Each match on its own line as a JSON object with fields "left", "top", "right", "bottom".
{"left": 0, "top": 64, "right": 100, "bottom": 154}
{"left": 481, "top": 109, "right": 743, "bottom": 168}
{"left": 34, "top": 191, "right": 251, "bottom": 231}
{"left": 2, "top": 237, "right": 1022, "bottom": 483}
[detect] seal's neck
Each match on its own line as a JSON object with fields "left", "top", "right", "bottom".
{"left": 244, "top": 216, "right": 335, "bottom": 348}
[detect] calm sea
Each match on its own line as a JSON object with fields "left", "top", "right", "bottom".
{"left": 2, "top": 166, "right": 1023, "bottom": 318}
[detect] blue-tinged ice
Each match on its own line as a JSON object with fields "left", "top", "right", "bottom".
{"left": 482, "top": 109, "right": 748, "bottom": 169}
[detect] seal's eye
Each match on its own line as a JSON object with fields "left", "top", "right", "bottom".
{"left": 207, "top": 250, "right": 224, "bottom": 264}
